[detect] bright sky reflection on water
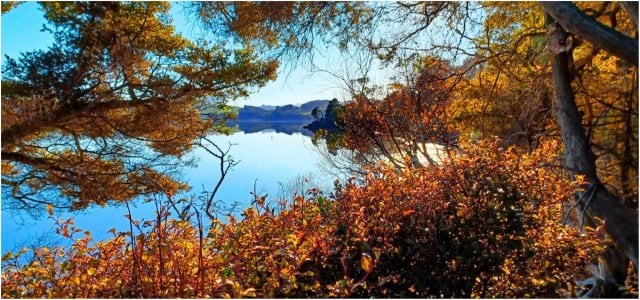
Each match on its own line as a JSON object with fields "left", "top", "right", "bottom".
{"left": 1, "top": 130, "right": 336, "bottom": 254}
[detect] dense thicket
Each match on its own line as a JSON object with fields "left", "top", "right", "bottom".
{"left": 2, "top": 141, "right": 602, "bottom": 298}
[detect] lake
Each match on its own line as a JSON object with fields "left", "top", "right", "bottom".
{"left": 1, "top": 123, "right": 337, "bottom": 253}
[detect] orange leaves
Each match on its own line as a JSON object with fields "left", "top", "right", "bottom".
{"left": 322, "top": 140, "right": 601, "bottom": 297}
{"left": 1, "top": 140, "right": 603, "bottom": 298}
{"left": 360, "top": 253, "right": 373, "bottom": 273}
{"left": 402, "top": 209, "right": 415, "bottom": 217}
{"left": 46, "top": 203, "right": 54, "bottom": 216}
{"left": 3, "top": 2, "right": 281, "bottom": 213}
{"left": 460, "top": 2, "right": 636, "bottom": 210}
{"left": 339, "top": 58, "right": 457, "bottom": 168}
{"left": 195, "top": 2, "right": 369, "bottom": 54}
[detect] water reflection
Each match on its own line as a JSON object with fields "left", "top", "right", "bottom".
{"left": 235, "top": 121, "right": 313, "bottom": 136}
{"left": 1, "top": 122, "right": 329, "bottom": 254}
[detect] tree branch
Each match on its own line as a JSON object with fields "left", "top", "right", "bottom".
{"left": 545, "top": 11, "right": 638, "bottom": 270}
{"left": 541, "top": 2, "right": 638, "bottom": 66}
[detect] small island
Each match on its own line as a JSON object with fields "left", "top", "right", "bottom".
{"left": 303, "top": 98, "right": 343, "bottom": 133}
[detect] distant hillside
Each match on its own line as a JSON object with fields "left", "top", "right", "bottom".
{"left": 257, "top": 105, "right": 277, "bottom": 111}
{"left": 299, "top": 100, "right": 332, "bottom": 112}
{"left": 236, "top": 100, "right": 330, "bottom": 122}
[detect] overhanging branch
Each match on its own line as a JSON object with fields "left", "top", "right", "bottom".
{"left": 541, "top": 2, "right": 638, "bottom": 66}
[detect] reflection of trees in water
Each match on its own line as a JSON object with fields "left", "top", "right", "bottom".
{"left": 246, "top": 172, "right": 323, "bottom": 215}
{"left": 236, "top": 121, "right": 313, "bottom": 136}
{"left": 314, "top": 139, "right": 368, "bottom": 179}
{"left": 275, "top": 173, "right": 318, "bottom": 200}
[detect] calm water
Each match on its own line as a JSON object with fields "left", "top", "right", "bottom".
{"left": 1, "top": 127, "right": 336, "bottom": 254}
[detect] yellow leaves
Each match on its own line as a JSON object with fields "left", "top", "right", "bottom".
{"left": 46, "top": 203, "right": 54, "bottom": 216}
{"left": 530, "top": 278, "right": 547, "bottom": 287}
{"left": 242, "top": 207, "right": 258, "bottom": 219}
{"left": 0, "top": 139, "right": 603, "bottom": 298}
{"left": 1, "top": 161, "right": 16, "bottom": 176}
{"left": 241, "top": 287, "right": 257, "bottom": 298}
{"left": 2, "top": 251, "right": 14, "bottom": 261}
{"left": 360, "top": 253, "right": 373, "bottom": 273}
{"left": 474, "top": 0, "right": 636, "bottom": 208}
{"left": 501, "top": 264, "right": 511, "bottom": 276}
{"left": 39, "top": 247, "right": 51, "bottom": 256}
{"left": 4, "top": 0, "right": 284, "bottom": 215}
{"left": 286, "top": 232, "right": 304, "bottom": 248}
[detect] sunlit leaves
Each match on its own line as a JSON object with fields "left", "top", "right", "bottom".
{"left": 1, "top": 1, "right": 635, "bottom": 297}
{"left": 194, "top": 2, "right": 372, "bottom": 59}
{"left": 2, "top": 140, "right": 601, "bottom": 298}
{"left": 340, "top": 57, "right": 457, "bottom": 168}
{"left": 360, "top": 253, "right": 373, "bottom": 273}
{"left": 1, "top": 2, "right": 277, "bottom": 211}
{"left": 449, "top": 2, "right": 637, "bottom": 207}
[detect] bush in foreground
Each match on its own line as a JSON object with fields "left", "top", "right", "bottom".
{"left": 2, "top": 140, "right": 601, "bottom": 298}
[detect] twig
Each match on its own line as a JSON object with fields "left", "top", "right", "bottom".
{"left": 195, "top": 138, "right": 239, "bottom": 220}
{"left": 562, "top": 183, "right": 597, "bottom": 227}
{"left": 580, "top": 184, "right": 599, "bottom": 231}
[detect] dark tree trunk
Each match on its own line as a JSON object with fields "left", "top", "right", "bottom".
{"left": 541, "top": 2, "right": 638, "bottom": 67}
{"left": 544, "top": 12, "right": 638, "bottom": 297}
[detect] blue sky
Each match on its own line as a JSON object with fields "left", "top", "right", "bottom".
{"left": 1, "top": 2, "right": 386, "bottom": 107}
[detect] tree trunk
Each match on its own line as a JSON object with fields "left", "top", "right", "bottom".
{"left": 544, "top": 12, "right": 638, "bottom": 296}
{"left": 541, "top": 2, "right": 638, "bottom": 67}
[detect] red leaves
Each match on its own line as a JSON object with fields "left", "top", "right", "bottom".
{"left": 340, "top": 58, "right": 457, "bottom": 168}
{"left": 1, "top": 140, "right": 601, "bottom": 298}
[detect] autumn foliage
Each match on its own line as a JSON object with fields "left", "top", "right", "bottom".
{"left": 340, "top": 58, "right": 457, "bottom": 168}
{"left": 1, "top": 1, "right": 637, "bottom": 298}
{"left": 2, "top": 140, "right": 602, "bottom": 298}
{"left": 1, "top": 2, "right": 277, "bottom": 211}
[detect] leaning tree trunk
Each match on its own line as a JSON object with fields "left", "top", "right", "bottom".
{"left": 542, "top": 1, "right": 638, "bottom": 67}
{"left": 544, "top": 12, "right": 638, "bottom": 298}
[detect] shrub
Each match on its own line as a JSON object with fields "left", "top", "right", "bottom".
{"left": 2, "top": 140, "right": 600, "bottom": 298}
